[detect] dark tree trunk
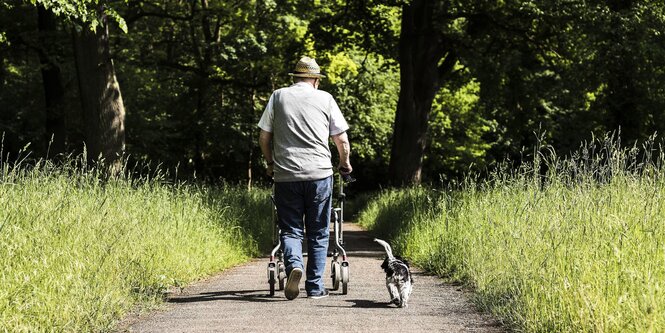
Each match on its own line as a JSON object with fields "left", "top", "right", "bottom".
{"left": 72, "top": 6, "right": 126, "bottom": 170}
{"left": 388, "top": 0, "right": 454, "bottom": 186}
{"left": 187, "top": 0, "right": 216, "bottom": 177}
{"left": 37, "top": 5, "right": 66, "bottom": 156}
{"left": 247, "top": 88, "right": 256, "bottom": 190}
{"left": 192, "top": 75, "right": 208, "bottom": 176}
{"left": 605, "top": 0, "right": 642, "bottom": 143}
{"left": 606, "top": 59, "right": 641, "bottom": 142}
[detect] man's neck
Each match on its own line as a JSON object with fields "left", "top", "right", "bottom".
{"left": 294, "top": 79, "right": 318, "bottom": 89}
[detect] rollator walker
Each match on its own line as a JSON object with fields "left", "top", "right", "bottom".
{"left": 267, "top": 171, "right": 354, "bottom": 296}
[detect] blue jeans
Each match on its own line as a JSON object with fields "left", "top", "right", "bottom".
{"left": 275, "top": 176, "right": 332, "bottom": 295}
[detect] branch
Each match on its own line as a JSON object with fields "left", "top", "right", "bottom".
{"left": 437, "top": 50, "right": 458, "bottom": 82}
{"left": 158, "top": 60, "right": 202, "bottom": 75}
{"left": 124, "top": 1, "right": 195, "bottom": 24}
{"left": 156, "top": 60, "right": 269, "bottom": 89}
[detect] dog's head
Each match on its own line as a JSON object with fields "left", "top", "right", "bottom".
{"left": 380, "top": 257, "right": 392, "bottom": 274}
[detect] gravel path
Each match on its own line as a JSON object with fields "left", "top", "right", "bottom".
{"left": 119, "top": 223, "right": 503, "bottom": 332}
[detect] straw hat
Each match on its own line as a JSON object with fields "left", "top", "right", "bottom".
{"left": 288, "top": 56, "right": 326, "bottom": 78}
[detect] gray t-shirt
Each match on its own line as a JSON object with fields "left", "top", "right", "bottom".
{"left": 258, "top": 82, "right": 349, "bottom": 182}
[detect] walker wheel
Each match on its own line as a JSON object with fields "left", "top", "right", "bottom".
{"left": 341, "top": 264, "right": 349, "bottom": 295}
{"left": 331, "top": 261, "right": 341, "bottom": 291}
{"left": 268, "top": 268, "right": 276, "bottom": 296}
{"left": 278, "top": 262, "right": 286, "bottom": 290}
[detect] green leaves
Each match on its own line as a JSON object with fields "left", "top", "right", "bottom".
{"left": 4, "top": 0, "right": 665, "bottom": 185}
{"left": 27, "top": 0, "right": 128, "bottom": 33}
{"left": 427, "top": 77, "right": 494, "bottom": 180}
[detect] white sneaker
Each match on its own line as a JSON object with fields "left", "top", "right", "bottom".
{"left": 284, "top": 268, "right": 302, "bottom": 300}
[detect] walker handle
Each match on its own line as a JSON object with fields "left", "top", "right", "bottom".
{"left": 338, "top": 167, "right": 355, "bottom": 183}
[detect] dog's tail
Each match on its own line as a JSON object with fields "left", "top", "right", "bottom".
{"left": 374, "top": 238, "right": 395, "bottom": 261}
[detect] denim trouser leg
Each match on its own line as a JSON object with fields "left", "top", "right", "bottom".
{"left": 275, "top": 176, "right": 332, "bottom": 295}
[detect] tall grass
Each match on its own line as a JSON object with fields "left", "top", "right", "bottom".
{"left": 359, "top": 134, "right": 665, "bottom": 332}
{"left": 0, "top": 157, "right": 271, "bottom": 332}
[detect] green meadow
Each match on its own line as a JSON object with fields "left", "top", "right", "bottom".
{"left": 0, "top": 158, "right": 271, "bottom": 332}
{"left": 359, "top": 136, "right": 665, "bottom": 332}
{"left": 4, "top": 134, "right": 665, "bottom": 332}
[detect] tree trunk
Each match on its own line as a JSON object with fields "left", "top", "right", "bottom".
{"left": 247, "top": 88, "right": 256, "bottom": 190}
{"left": 605, "top": 0, "right": 642, "bottom": 142}
{"left": 37, "top": 5, "right": 66, "bottom": 157}
{"left": 187, "top": 0, "right": 214, "bottom": 178}
{"left": 72, "top": 7, "right": 126, "bottom": 171}
{"left": 388, "top": 0, "right": 449, "bottom": 186}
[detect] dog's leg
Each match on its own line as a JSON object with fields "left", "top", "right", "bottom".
{"left": 398, "top": 281, "right": 412, "bottom": 308}
{"left": 386, "top": 279, "right": 400, "bottom": 305}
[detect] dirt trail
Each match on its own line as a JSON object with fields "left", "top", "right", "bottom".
{"left": 119, "top": 223, "right": 503, "bottom": 332}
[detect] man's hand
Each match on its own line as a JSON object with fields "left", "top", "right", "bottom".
{"left": 338, "top": 163, "right": 353, "bottom": 175}
{"left": 266, "top": 164, "right": 274, "bottom": 177}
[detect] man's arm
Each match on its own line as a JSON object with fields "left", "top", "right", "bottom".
{"left": 259, "top": 130, "right": 274, "bottom": 176}
{"left": 332, "top": 131, "right": 352, "bottom": 174}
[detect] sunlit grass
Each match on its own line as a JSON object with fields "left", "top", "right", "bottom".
{"left": 0, "top": 157, "right": 271, "bottom": 332}
{"left": 359, "top": 134, "right": 665, "bottom": 332}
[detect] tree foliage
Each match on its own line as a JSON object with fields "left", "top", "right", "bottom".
{"left": 27, "top": 0, "right": 128, "bottom": 32}
{"left": 1, "top": 0, "right": 665, "bottom": 187}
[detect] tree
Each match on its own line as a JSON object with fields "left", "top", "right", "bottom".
{"left": 72, "top": 5, "right": 125, "bottom": 169}
{"left": 467, "top": 0, "right": 665, "bottom": 159}
{"left": 37, "top": 5, "right": 66, "bottom": 156}
{"left": 29, "top": 0, "right": 127, "bottom": 169}
{"left": 115, "top": 0, "right": 307, "bottom": 180}
{"left": 2, "top": 0, "right": 662, "bottom": 185}
{"left": 589, "top": 0, "right": 665, "bottom": 143}
{"left": 387, "top": 1, "right": 459, "bottom": 186}
{"left": 0, "top": 3, "right": 47, "bottom": 156}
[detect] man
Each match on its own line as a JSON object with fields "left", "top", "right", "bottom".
{"left": 258, "top": 56, "right": 352, "bottom": 300}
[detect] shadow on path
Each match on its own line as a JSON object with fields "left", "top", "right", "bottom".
{"left": 168, "top": 289, "right": 282, "bottom": 304}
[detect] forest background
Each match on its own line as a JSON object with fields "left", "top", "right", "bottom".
{"left": 2, "top": 0, "right": 665, "bottom": 188}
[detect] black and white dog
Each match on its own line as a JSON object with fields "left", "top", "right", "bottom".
{"left": 374, "top": 238, "right": 413, "bottom": 308}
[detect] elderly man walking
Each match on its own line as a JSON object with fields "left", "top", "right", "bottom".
{"left": 258, "top": 56, "right": 352, "bottom": 300}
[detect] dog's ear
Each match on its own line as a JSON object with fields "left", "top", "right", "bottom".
{"left": 381, "top": 257, "right": 394, "bottom": 274}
